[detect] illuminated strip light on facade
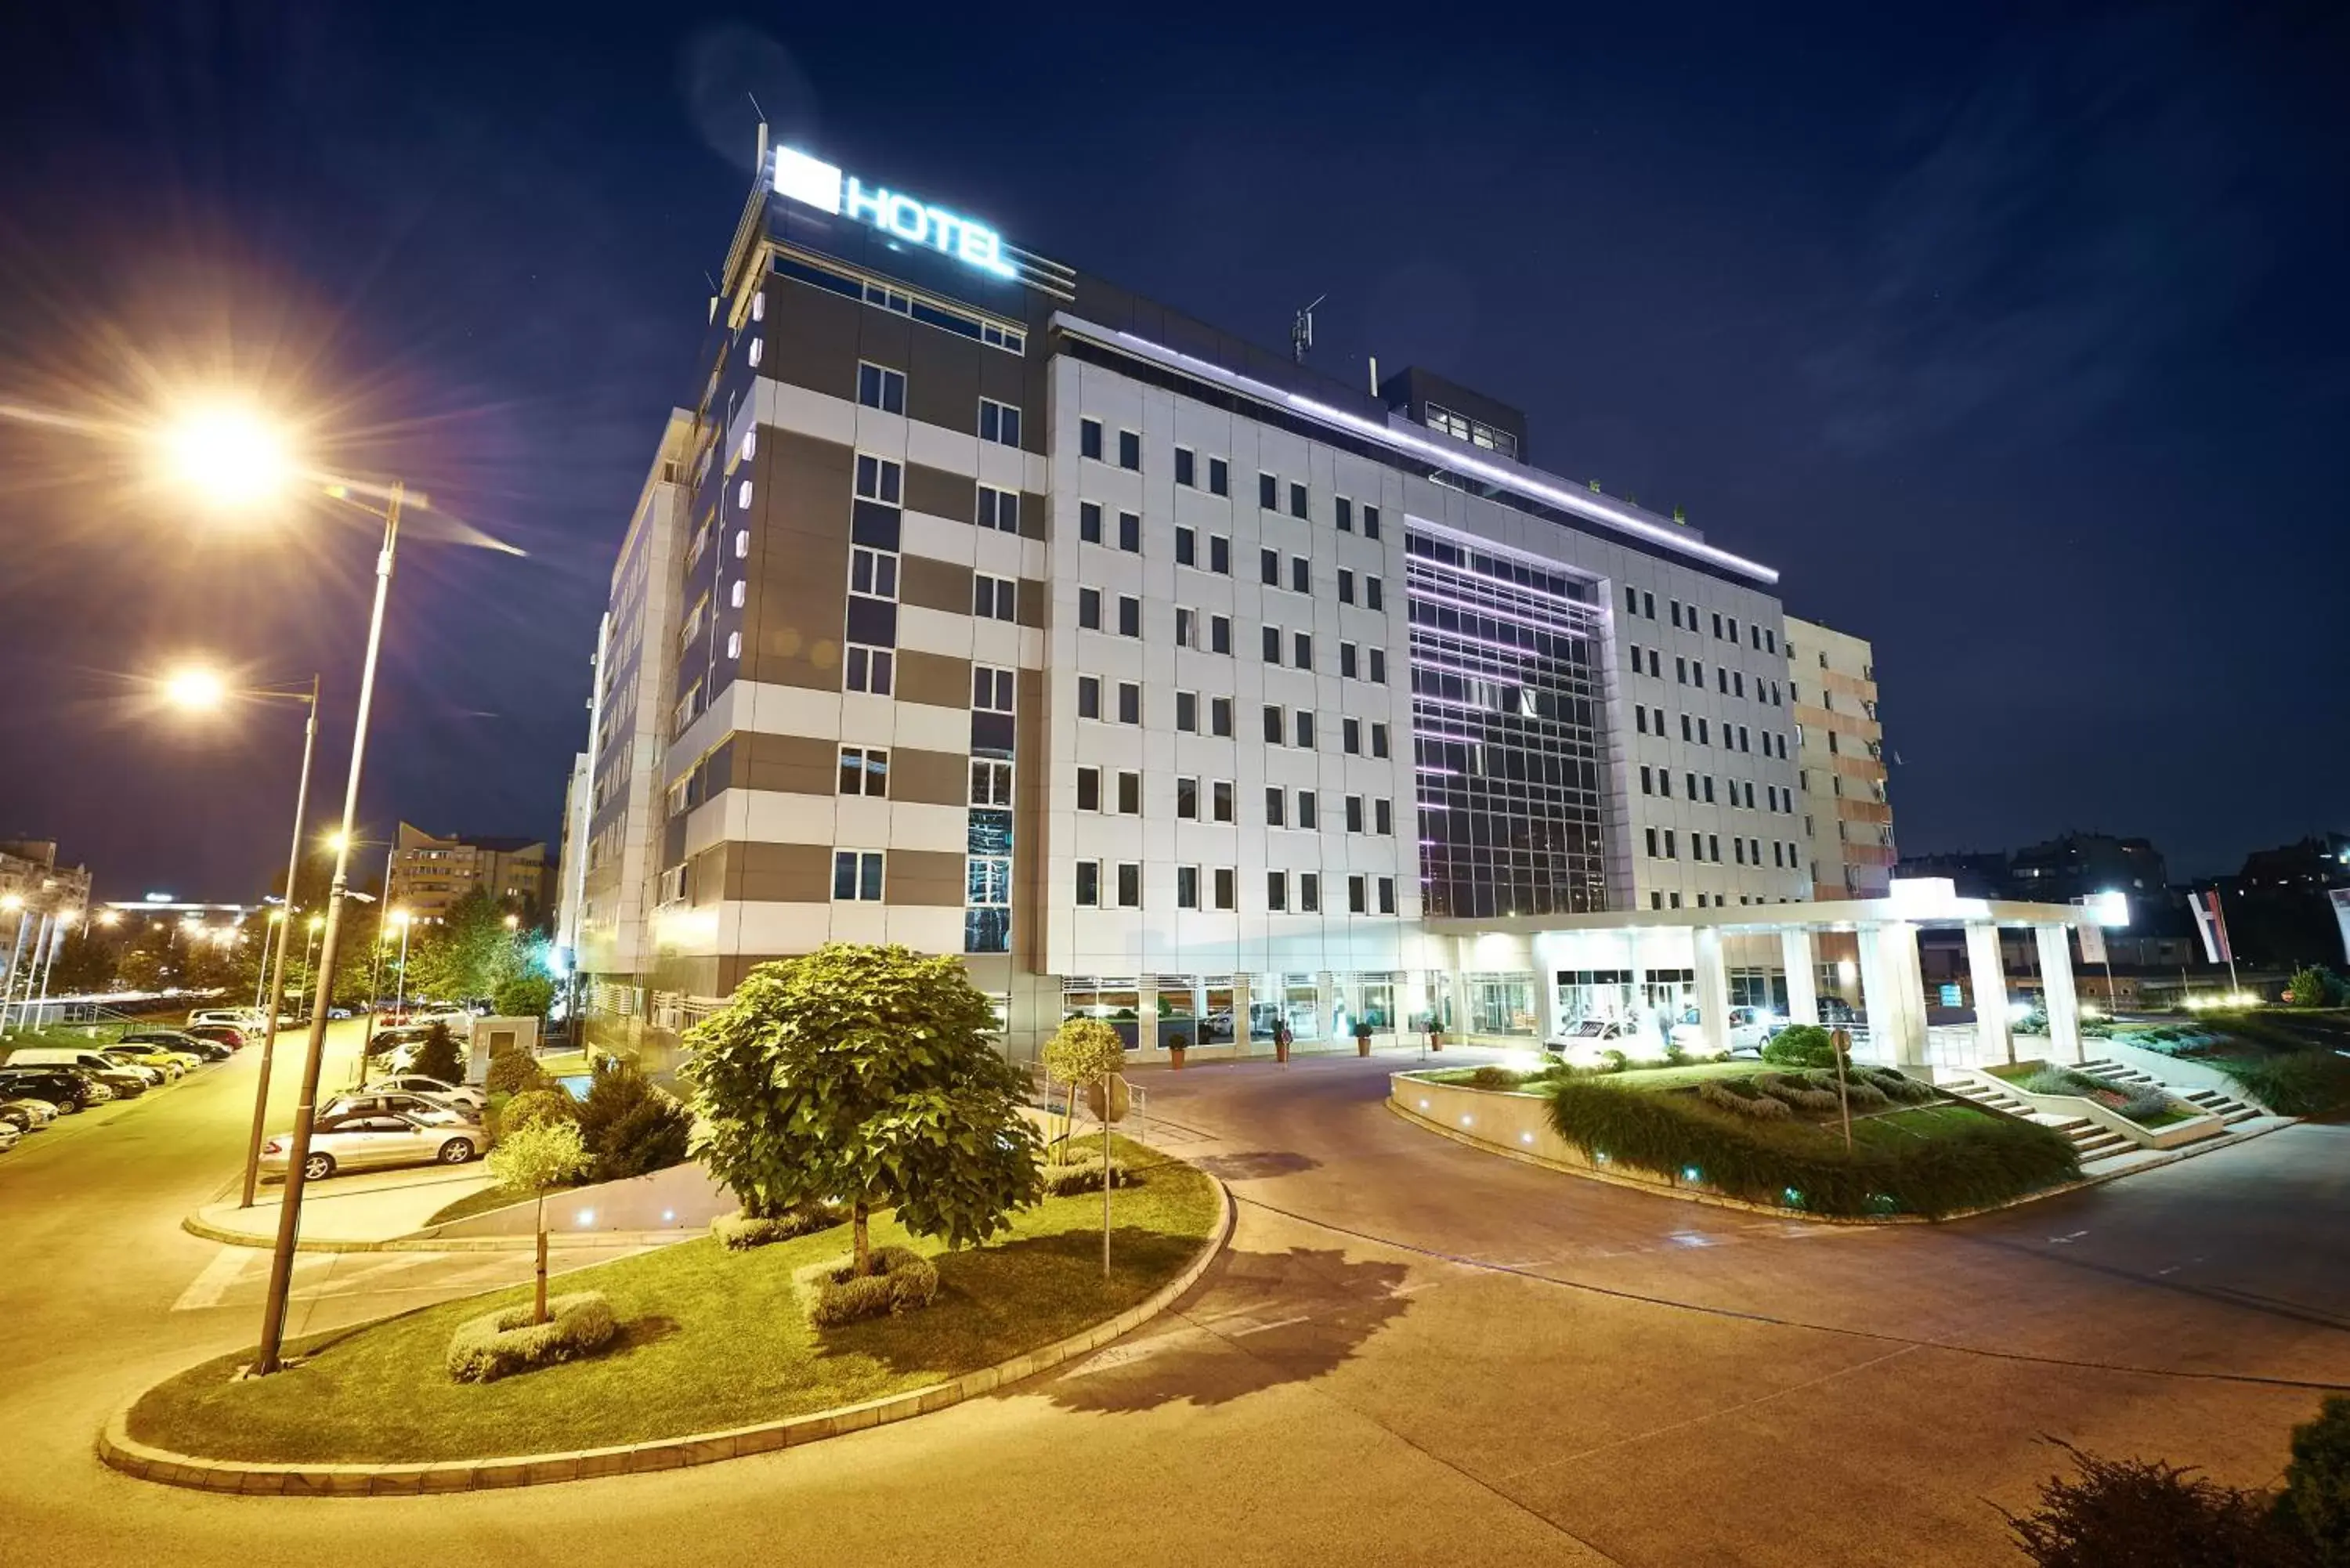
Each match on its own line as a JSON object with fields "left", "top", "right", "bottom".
{"left": 1057, "top": 315, "right": 1780, "bottom": 585}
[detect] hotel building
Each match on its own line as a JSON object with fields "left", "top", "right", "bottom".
{"left": 563, "top": 144, "right": 1859, "bottom": 1062}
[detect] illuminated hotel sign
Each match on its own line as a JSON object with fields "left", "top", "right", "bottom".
{"left": 772, "top": 146, "right": 1018, "bottom": 280}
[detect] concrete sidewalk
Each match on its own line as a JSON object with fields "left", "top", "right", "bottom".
{"left": 188, "top": 1165, "right": 495, "bottom": 1248}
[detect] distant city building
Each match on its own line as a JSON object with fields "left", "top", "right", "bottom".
{"left": 385, "top": 823, "right": 548, "bottom": 925}
{"left": 1784, "top": 617, "right": 1895, "bottom": 900}
{"left": 2007, "top": 831, "right": 2167, "bottom": 919}
{"left": 2226, "top": 832, "right": 2350, "bottom": 966}
{"left": 1895, "top": 849, "right": 2007, "bottom": 901}
{"left": 1, "top": 840, "right": 95, "bottom": 1006}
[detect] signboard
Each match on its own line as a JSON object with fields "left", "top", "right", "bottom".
{"left": 772, "top": 147, "right": 1018, "bottom": 280}
{"left": 2077, "top": 923, "right": 2106, "bottom": 967}
{"left": 1939, "top": 983, "right": 1963, "bottom": 1008}
{"left": 1086, "top": 1074, "right": 1130, "bottom": 1125}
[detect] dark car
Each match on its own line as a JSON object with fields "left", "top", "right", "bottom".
{"left": 119, "top": 1028, "right": 233, "bottom": 1063}
{"left": 0, "top": 1066, "right": 110, "bottom": 1112}
{"left": 180, "top": 1024, "right": 249, "bottom": 1052}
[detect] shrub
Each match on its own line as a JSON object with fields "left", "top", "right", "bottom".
{"left": 2219, "top": 1052, "right": 2350, "bottom": 1118}
{"left": 573, "top": 1057, "right": 692, "bottom": 1182}
{"left": 2015, "top": 1010, "right": 2051, "bottom": 1036}
{"left": 497, "top": 1087, "right": 579, "bottom": 1138}
{"left": 2289, "top": 966, "right": 2347, "bottom": 1010}
{"left": 807, "top": 1245, "right": 940, "bottom": 1327}
{"left": 1761, "top": 1025, "right": 1842, "bottom": 1069}
{"left": 1039, "top": 1155, "right": 1137, "bottom": 1196}
{"left": 2287, "top": 1395, "right": 2350, "bottom": 1563}
{"left": 1697, "top": 1079, "right": 1793, "bottom": 1119}
{"left": 711, "top": 1203, "right": 844, "bottom": 1249}
{"left": 1755, "top": 1072, "right": 1843, "bottom": 1114}
{"left": 411, "top": 1021, "right": 465, "bottom": 1085}
{"left": 1544, "top": 1077, "right": 2078, "bottom": 1218}
{"left": 1662, "top": 1039, "right": 1690, "bottom": 1065}
{"left": 486, "top": 1046, "right": 549, "bottom": 1098}
{"left": 1464, "top": 1065, "right": 1526, "bottom": 1091}
{"left": 445, "top": 1291, "right": 616, "bottom": 1383}
{"left": 1860, "top": 1068, "right": 1936, "bottom": 1104}
{"left": 2000, "top": 1439, "right": 2314, "bottom": 1567}
{"left": 1596, "top": 1050, "right": 1629, "bottom": 1075}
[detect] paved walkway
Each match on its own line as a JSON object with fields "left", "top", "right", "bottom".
{"left": 191, "top": 1165, "right": 497, "bottom": 1246}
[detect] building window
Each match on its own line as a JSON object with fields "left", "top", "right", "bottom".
{"left": 851, "top": 546, "right": 898, "bottom": 601}
{"left": 1117, "top": 771, "right": 1141, "bottom": 815}
{"left": 1175, "top": 447, "right": 1196, "bottom": 487}
{"left": 1362, "top": 505, "right": 1380, "bottom": 540}
{"left": 1076, "top": 861, "right": 1100, "bottom": 906}
{"left": 967, "top": 855, "right": 1010, "bottom": 907}
{"left": 1348, "top": 874, "right": 1368, "bottom": 913}
{"left": 1340, "top": 642, "right": 1359, "bottom": 679}
{"left": 1175, "top": 606, "right": 1197, "bottom": 648}
{"left": 1115, "top": 862, "right": 1141, "bottom": 907}
{"left": 1175, "top": 690, "right": 1198, "bottom": 732}
{"left": 1117, "top": 681, "right": 1141, "bottom": 724}
{"left": 838, "top": 746, "right": 888, "bottom": 797}
{"left": 857, "top": 363, "right": 905, "bottom": 414}
{"left": 1266, "top": 871, "right": 1288, "bottom": 912}
{"left": 1210, "top": 695, "right": 1233, "bottom": 736}
{"left": 1295, "top": 710, "right": 1316, "bottom": 749}
{"left": 1262, "top": 625, "right": 1282, "bottom": 665}
{"left": 971, "top": 760, "right": 1013, "bottom": 806}
{"left": 1176, "top": 776, "right": 1198, "bottom": 820}
{"left": 854, "top": 453, "right": 902, "bottom": 504}
{"left": 1343, "top": 717, "right": 1361, "bottom": 754}
{"left": 1076, "top": 675, "right": 1101, "bottom": 719}
{"left": 1209, "top": 457, "right": 1229, "bottom": 496}
{"left": 1177, "top": 865, "right": 1200, "bottom": 909}
{"left": 1289, "top": 481, "right": 1308, "bottom": 519}
{"left": 1258, "top": 471, "right": 1278, "bottom": 509}
{"left": 1339, "top": 569, "right": 1355, "bottom": 605}
{"left": 1211, "top": 614, "right": 1232, "bottom": 654}
{"left": 844, "top": 645, "right": 893, "bottom": 695}
{"left": 1080, "top": 418, "right": 1102, "bottom": 460}
{"left": 1345, "top": 795, "right": 1365, "bottom": 833}
{"left": 1335, "top": 497, "right": 1353, "bottom": 532}
{"left": 1375, "top": 797, "right": 1393, "bottom": 834}
{"left": 1369, "top": 649, "right": 1387, "bottom": 684}
{"left": 1117, "top": 595, "right": 1141, "bottom": 638}
{"left": 1077, "top": 767, "right": 1101, "bottom": 811}
{"left": 1080, "top": 501, "right": 1103, "bottom": 544}
{"left": 973, "top": 575, "right": 1017, "bottom": 621}
{"left": 833, "top": 850, "right": 885, "bottom": 901}
{"left": 1212, "top": 780, "right": 1234, "bottom": 822}
{"left": 1079, "top": 587, "right": 1102, "bottom": 630}
{"left": 1213, "top": 866, "right": 1236, "bottom": 909}
{"left": 977, "top": 486, "right": 1018, "bottom": 533}
{"left": 1118, "top": 510, "right": 1141, "bottom": 553}
{"left": 1265, "top": 786, "right": 1286, "bottom": 828}
{"left": 1263, "top": 704, "right": 1285, "bottom": 744}
{"left": 1296, "top": 790, "right": 1318, "bottom": 829}
{"left": 1292, "top": 557, "right": 1311, "bottom": 594}
{"left": 1369, "top": 721, "right": 1387, "bottom": 757}
{"left": 1175, "top": 526, "right": 1196, "bottom": 566}
{"left": 1209, "top": 535, "right": 1231, "bottom": 575}
{"left": 972, "top": 666, "right": 1014, "bottom": 713}
{"left": 1117, "top": 430, "right": 1141, "bottom": 471}
{"left": 979, "top": 398, "right": 1021, "bottom": 446}
{"left": 1260, "top": 547, "right": 1280, "bottom": 587}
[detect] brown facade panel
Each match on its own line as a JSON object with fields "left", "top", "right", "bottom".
{"left": 890, "top": 746, "right": 969, "bottom": 806}
{"left": 906, "top": 328, "right": 982, "bottom": 433}
{"left": 741, "top": 732, "right": 839, "bottom": 796}
{"left": 887, "top": 847, "right": 965, "bottom": 908}
{"left": 653, "top": 952, "right": 722, "bottom": 997}
{"left": 688, "top": 844, "right": 728, "bottom": 907}
{"left": 768, "top": 286, "right": 863, "bottom": 404}
{"left": 899, "top": 553, "right": 974, "bottom": 616}
{"left": 905, "top": 462, "right": 975, "bottom": 525}
{"left": 728, "top": 841, "right": 835, "bottom": 904}
{"left": 1015, "top": 577, "right": 1047, "bottom": 629}
{"left": 897, "top": 649, "right": 971, "bottom": 710}
{"left": 858, "top": 306, "right": 915, "bottom": 377}
{"left": 746, "top": 429, "right": 851, "bottom": 692}
{"left": 1018, "top": 490, "right": 1048, "bottom": 540}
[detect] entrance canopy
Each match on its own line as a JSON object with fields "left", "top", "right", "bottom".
{"left": 1425, "top": 880, "right": 2096, "bottom": 1070}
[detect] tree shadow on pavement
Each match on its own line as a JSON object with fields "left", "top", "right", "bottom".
{"left": 1032, "top": 1246, "right": 1413, "bottom": 1413}
{"left": 1190, "top": 1151, "right": 1321, "bottom": 1182}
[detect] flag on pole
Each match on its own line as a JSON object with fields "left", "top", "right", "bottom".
{"left": 2189, "top": 888, "right": 2233, "bottom": 966}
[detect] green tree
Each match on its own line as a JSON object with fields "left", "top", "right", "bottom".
{"left": 485, "top": 1120, "right": 591, "bottom": 1325}
{"left": 574, "top": 1058, "right": 692, "bottom": 1182}
{"left": 411, "top": 1021, "right": 465, "bottom": 1084}
{"left": 494, "top": 971, "right": 555, "bottom": 1020}
{"left": 2288, "top": 966, "right": 2345, "bottom": 1010}
{"left": 1761, "top": 1024, "right": 1846, "bottom": 1069}
{"left": 682, "top": 943, "right": 1043, "bottom": 1277}
{"left": 1043, "top": 1017, "right": 1125, "bottom": 1147}
{"left": 406, "top": 888, "right": 530, "bottom": 1002}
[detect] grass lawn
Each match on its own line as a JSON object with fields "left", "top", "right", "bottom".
{"left": 1421, "top": 1060, "right": 1756, "bottom": 1093}
{"left": 1847, "top": 1103, "right": 2003, "bottom": 1149}
{"left": 128, "top": 1136, "right": 1221, "bottom": 1465}
{"left": 423, "top": 1183, "right": 549, "bottom": 1228}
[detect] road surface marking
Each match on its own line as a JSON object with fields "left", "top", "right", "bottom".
{"left": 171, "top": 1248, "right": 252, "bottom": 1311}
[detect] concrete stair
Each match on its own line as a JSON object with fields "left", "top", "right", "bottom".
{"left": 1944, "top": 1078, "right": 2132, "bottom": 1162}
{"left": 2078, "top": 1059, "right": 2263, "bottom": 1127}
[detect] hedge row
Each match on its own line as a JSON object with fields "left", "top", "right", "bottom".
{"left": 1542, "top": 1078, "right": 2080, "bottom": 1219}
{"left": 445, "top": 1292, "right": 616, "bottom": 1383}
{"left": 808, "top": 1246, "right": 940, "bottom": 1327}
{"left": 2214, "top": 1052, "right": 2350, "bottom": 1118}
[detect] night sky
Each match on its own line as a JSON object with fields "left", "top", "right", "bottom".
{"left": 2, "top": 2, "right": 2343, "bottom": 900}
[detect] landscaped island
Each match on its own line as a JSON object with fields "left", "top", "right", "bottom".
{"left": 125, "top": 1133, "right": 1220, "bottom": 1465}
{"left": 1406, "top": 1046, "right": 2081, "bottom": 1220}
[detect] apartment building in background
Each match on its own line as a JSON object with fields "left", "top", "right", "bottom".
{"left": 1784, "top": 615, "right": 1896, "bottom": 901}
{"left": 386, "top": 823, "right": 549, "bottom": 925}
{"left": 559, "top": 141, "right": 1893, "bottom": 1060}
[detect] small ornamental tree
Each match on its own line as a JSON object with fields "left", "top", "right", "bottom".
{"left": 1043, "top": 1018, "right": 1125, "bottom": 1151}
{"left": 486, "top": 1119, "right": 591, "bottom": 1325}
{"left": 682, "top": 943, "right": 1043, "bottom": 1277}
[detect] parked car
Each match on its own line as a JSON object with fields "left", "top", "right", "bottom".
{"left": 0, "top": 1122, "right": 19, "bottom": 1154}
{"left": 0, "top": 1067, "right": 111, "bottom": 1111}
{"left": 98, "top": 1045, "right": 187, "bottom": 1082}
{"left": 1, "top": 1097, "right": 60, "bottom": 1132}
{"left": 1553, "top": 1017, "right": 1641, "bottom": 1048}
{"left": 177, "top": 1024, "right": 248, "bottom": 1053}
{"left": 262, "top": 1112, "right": 480, "bottom": 1180}
{"left": 1669, "top": 1006, "right": 1783, "bottom": 1055}
{"left": 7, "top": 1049, "right": 154, "bottom": 1094}
{"left": 189, "top": 1007, "right": 269, "bottom": 1033}
{"left": 120, "top": 1029, "right": 229, "bottom": 1064}
{"left": 364, "top": 1074, "right": 486, "bottom": 1112}
{"left": 320, "top": 1089, "right": 480, "bottom": 1128}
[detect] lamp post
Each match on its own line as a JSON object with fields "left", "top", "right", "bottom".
{"left": 300, "top": 914, "right": 325, "bottom": 1017}
{"left": 162, "top": 667, "right": 324, "bottom": 1212}
{"left": 0, "top": 894, "right": 30, "bottom": 1036}
{"left": 391, "top": 909, "right": 414, "bottom": 1019}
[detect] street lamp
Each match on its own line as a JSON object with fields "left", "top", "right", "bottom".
{"left": 164, "top": 663, "right": 323, "bottom": 1211}
{"left": 389, "top": 908, "right": 414, "bottom": 1021}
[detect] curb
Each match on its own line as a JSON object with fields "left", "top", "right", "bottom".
{"left": 179, "top": 1212, "right": 694, "bottom": 1255}
{"left": 1385, "top": 1095, "right": 2297, "bottom": 1227}
{"left": 103, "top": 1173, "right": 1236, "bottom": 1495}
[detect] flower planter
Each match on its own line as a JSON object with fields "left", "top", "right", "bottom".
{"left": 1167, "top": 1046, "right": 1187, "bottom": 1070}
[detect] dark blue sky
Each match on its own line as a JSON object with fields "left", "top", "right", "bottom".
{"left": 1, "top": 1, "right": 2343, "bottom": 897}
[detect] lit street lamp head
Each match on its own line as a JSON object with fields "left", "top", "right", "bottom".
{"left": 162, "top": 403, "right": 293, "bottom": 508}
{"left": 161, "top": 666, "right": 230, "bottom": 711}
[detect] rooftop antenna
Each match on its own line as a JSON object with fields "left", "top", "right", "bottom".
{"left": 1292, "top": 294, "right": 1325, "bottom": 364}
{"left": 747, "top": 94, "right": 769, "bottom": 175}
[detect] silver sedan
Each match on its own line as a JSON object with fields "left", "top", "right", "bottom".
{"left": 261, "top": 1112, "right": 482, "bottom": 1181}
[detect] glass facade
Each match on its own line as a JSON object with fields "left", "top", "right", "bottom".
{"left": 1406, "top": 531, "right": 1610, "bottom": 919}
